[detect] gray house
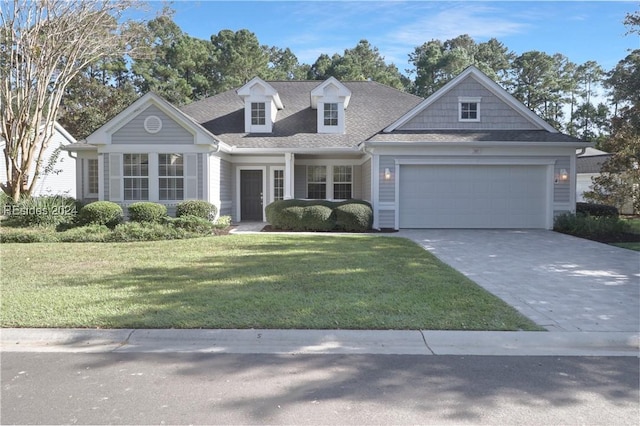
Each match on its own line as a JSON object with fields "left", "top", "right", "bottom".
{"left": 66, "top": 66, "right": 589, "bottom": 229}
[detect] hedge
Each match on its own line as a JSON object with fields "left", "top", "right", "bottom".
{"left": 78, "top": 201, "right": 123, "bottom": 228}
{"left": 127, "top": 202, "right": 167, "bottom": 223}
{"left": 576, "top": 202, "right": 619, "bottom": 218}
{"left": 265, "top": 199, "right": 373, "bottom": 232}
{"left": 176, "top": 200, "right": 217, "bottom": 220}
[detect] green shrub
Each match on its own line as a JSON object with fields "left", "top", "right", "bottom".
{"left": 127, "top": 202, "right": 167, "bottom": 223}
{"left": 0, "top": 192, "right": 12, "bottom": 216}
{"left": 170, "top": 215, "right": 214, "bottom": 234}
{"left": 58, "top": 225, "right": 111, "bottom": 243}
{"left": 8, "top": 196, "right": 77, "bottom": 227}
{"left": 214, "top": 215, "right": 232, "bottom": 229}
{"left": 0, "top": 229, "right": 59, "bottom": 243}
{"left": 576, "top": 202, "right": 619, "bottom": 218}
{"left": 108, "top": 222, "right": 190, "bottom": 242}
{"left": 176, "top": 200, "right": 217, "bottom": 220}
{"left": 78, "top": 201, "right": 123, "bottom": 228}
{"left": 334, "top": 202, "right": 373, "bottom": 232}
{"left": 554, "top": 213, "right": 631, "bottom": 241}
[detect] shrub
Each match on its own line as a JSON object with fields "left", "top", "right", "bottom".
{"left": 0, "top": 229, "right": 59, "bottom": 243}
{"left": 170, "top": 215, "right": 214, "bottom": 234}
{"left": 576, "top": 202, "right": 619, "bottom": 218}
{"left": 176, "top": 200, "right": 217, "bottom": 220}
{"left": 127, "top": 202, "right": 167, "bottom": 223}
{"left": 213, "top": 215, "right": 232, "bottom": 229}
{"left": 58, "top": 224, "right": 111, "bottom": 243}
{"left": 0, "top": 192, "right": 11, "bottom": 216}
{"left": 8, "top": 196, "right": 77, "bottom": 227}
{"left": 108, "top": 222, "right": 190, "bottom": 242}
{"left": 266, "top": 199, "right": 373, "bottom": 232}
{"left": 78, "top": 201, "right": 123, "bottom": 228}
{"left": 334, "top": 202, "right": 373, "bottom": 232}
{"left": 554, "top": 213, "right": 631, "bottom": 241}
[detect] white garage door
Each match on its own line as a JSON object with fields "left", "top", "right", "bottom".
{"left": 399, "top": 165, "right": 548, "bottom": 228}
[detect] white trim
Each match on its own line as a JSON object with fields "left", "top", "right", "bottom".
{"left": 458, "top": 97, "right": 481, "bottom": 122}
{"left": 394, "top": 157, "right": 557, "bottom": 166}
{"left": 143, "top": 115, "right": 163, "bottom": 134}
{"left": 270, "top": 166, "right": 285, "bottom": 204}
{"left": 83, "top": 158, "right": 99, "bottom": 199}
{"left": 235, "top": 166, "right": 267, "bottom": 222}
{"left": 371, "top": 154, "right": 380, "bottom": 229}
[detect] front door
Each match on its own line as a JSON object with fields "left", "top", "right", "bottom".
{"left": 240, "top": 170, "right": 263, "bottom": 221}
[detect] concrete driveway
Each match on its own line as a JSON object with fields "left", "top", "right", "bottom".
{"left": 396, "top": 230, "right": 640, "bottom": 333}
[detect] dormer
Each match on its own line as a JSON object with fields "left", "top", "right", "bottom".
{"left": 237, "top": 77, "right": 283, "bottom": 133}
{"left": 311, "top": 77, "right": 351, "bottom": 134}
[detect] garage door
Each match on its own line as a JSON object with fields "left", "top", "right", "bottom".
{"left": 399, "top": 165, "right": 548, "bottom": 228}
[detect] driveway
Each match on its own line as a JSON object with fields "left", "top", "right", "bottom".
{"left": 396, "top": 230, "right": 640, "bottom": 332}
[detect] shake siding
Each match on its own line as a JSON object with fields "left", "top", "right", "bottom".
{"left": 399, "top": 77, "right": 539, "bottom": 131}
{"left": 554, "top": 156, "right": 571, "bottom": 203}
{"left": 379, "top": 156, "right": 396, "bottom": 202}
{"left": 361, "top": 159, "right": 371, "bottom": 201}
{"left": 112, "top": 105, "right": 193, "bottom": 145}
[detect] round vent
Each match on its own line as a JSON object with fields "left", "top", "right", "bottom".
{"left": 144, "top": 115, "right": 162, "bottom": 134}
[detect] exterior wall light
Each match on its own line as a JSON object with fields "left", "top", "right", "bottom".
{"left": 384, "top": 167, "right": 392, "bottom": 180}
{"left": 559, "top": 169, "right": 569, "bottom": 182}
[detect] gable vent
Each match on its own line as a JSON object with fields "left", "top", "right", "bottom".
{"left": 144, "top": 115, "right": 163, "bottom": 134}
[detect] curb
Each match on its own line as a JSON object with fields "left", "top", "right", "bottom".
{"left": 1, "top": 329, "right": 639, "bottom": 356}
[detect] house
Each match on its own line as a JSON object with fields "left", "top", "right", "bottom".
{"left": 64, "top": 66, "right": 589, "bottom": 229}
{"left": 1, "top": 121, "right": 77, "bottom": 197}
{"left": 576, "top": 147, "right": 611, "bottom": 203}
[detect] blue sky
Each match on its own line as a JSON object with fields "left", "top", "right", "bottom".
{"left": 144, "top": 1, "right": 639, "bottom": 73}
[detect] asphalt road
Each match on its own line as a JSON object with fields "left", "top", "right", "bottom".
{"left": 1, "top": 353, "right": 638, "bottom": 425}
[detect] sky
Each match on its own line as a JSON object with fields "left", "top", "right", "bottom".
{"left": 140, "top": 1, "right": 639, "bottom": 74}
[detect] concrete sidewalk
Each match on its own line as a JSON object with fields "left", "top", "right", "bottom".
{"left": 1, "top": 328, "right": 638, "bottom": 357}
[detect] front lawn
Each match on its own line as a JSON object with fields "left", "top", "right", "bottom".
{"left": 0, "top": 234, "right": 541, "bottom": 331}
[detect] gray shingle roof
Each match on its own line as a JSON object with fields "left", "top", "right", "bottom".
{"left": 577, "top": 154, "right": 611, "bottom": 173}
{"left": 180, "top": 81, "right": 423, "bottom": 149}
{"left": 368, "top": 130, "right": 583, "bottom": 143}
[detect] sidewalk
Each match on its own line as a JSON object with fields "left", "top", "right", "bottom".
{"left": 1, "top": 328, "right": 638, "bottom": 356}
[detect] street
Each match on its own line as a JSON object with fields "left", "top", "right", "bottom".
{"left": 1, "top": 352, "right": 638, "bottom": 425}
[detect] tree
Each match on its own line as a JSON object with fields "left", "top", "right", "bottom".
{"left": 0, "top": 0, "right": 140, "bottom": 201}
{"left": 265, "top": 47, "right": 309, "bottom": 80}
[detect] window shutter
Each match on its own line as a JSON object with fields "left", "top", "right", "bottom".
{"left": 184, "top": 154, "right": 198, "bottom": 199}
{"left": 108, "top": 154, "right": 122, "bottom": 201}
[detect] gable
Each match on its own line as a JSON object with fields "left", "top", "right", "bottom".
{"left": 399, "top": 74, "right": 539, "bottom": 131}
{"left": 111, "top": 104, "right": 194, "bottom": 145}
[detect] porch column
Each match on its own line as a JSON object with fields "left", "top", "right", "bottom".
{"left": 284, "top": 152, "right": 295, "bottom": 199}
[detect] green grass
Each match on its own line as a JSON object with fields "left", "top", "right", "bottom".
{"left": 611, "top": 242, "right": 640, "bottom": 251}
{"left": 0, "top": 234, "right": 541, "bottom": 331}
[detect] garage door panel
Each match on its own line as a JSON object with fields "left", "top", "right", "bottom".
{"left": 399, "top": 165, "right": 548, "bottom": 229}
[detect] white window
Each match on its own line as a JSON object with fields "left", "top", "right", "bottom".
{"left": 273, "top": 169, "right": 284, "bottom": 201}
{"left": 251, "top": 102, "right": 266, "bottom": 125}
{"left": 307, "top": 165, "right": 326, "bottom": 199}
{"left": 333, "top": 165, "right": 352, "bottom": 199}
{"left": 87, "top": 158, "right": 99, "bottom": 196}
{"left": 458, "top": 97, "right": 481, "bottom": 122}
{"left": 324, "top": 103, "right": 338, "bottom": 126}
{"left": 158, "top": 154, "right": 184, "bottom": 201}
{"left": 123, "top": 154, "right": 149, "bottom": 201}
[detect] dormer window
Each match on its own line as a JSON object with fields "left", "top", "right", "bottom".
{"left": 324, "top": 103, "right": 338, "bottom": 126}
{"left": 237, "top": 77, "right": 283, "bottom": 133}
{"left": 251, "top": 102, "right": 266, "bottom": 125}
{"left": 311, "top": 77, "right": 351, "bottom": 134}
{"left": 459, "top": 97, "right": 481, "bottom": 122}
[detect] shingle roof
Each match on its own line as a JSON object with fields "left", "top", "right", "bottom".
{"left": 368, "top": 130, "right": 583, "bottom": 143}
{"left": 180, "top": 81, "right": 423, "bottom": 150}
{"left": 577, "top": 154, "right": 611, "bottom": 173}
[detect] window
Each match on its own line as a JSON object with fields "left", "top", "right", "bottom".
{"left": 87, "top": 159, "right": 98, "bottom": 195}
{"left": 323, "top": 103, "right": 338, "bottom": 126}
{"left": 123, "top": 154, "right": 149, "bottom": 201}
{"left": 273, "top": 169, "right": 284, "bottom": 201}
{"left": 158, "top": 154, "right": 184, "bottom": 200}
{"left": 333, "top": 166, "right": 352, "bottom": 199}
{"left": 251, "top": 102, "right": 266, "bottom": 125}
{"left": 459, "top": 97, "right": 481, "bottom": 121}
{"left": 307, "top": 165, "right": 326, "bottom": 199}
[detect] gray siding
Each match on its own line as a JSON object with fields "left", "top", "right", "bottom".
{"left": 362, "top": 158, "right": 371, "bottom": 202}
{"left": 294, "top": 165, "right": 306, "bottom": 198}
{"left": 554, "top": 156, "right": 571, "bottom": 203}
{"left": 352, "top": 164, "right": 362, "bottom": 199}
{"left": 112, "top": 105, "right": 194, "bottom": 145}
{"left": 103, "top": 154, "right": 109, "bottom": 200}
{"left": 220, "top": 159, "right": 232, "bottom": 202}
{"left": 378, "top": 210, "right": 395, "bottom": 228}
{"left": 400, "top": 76, "right": 539, "bottom": 131}
{"left": 379, "top": 156, "right": 396, "bottom": 203}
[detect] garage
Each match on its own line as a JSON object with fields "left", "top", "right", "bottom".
{"left": 399, "top": 164, "right": 549, "bottom": 229}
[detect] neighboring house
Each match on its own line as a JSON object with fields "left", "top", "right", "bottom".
{"left": 576, "top": 147, "right": 611, "bottom": 203}
{"left": 1, "top": 121, "right": 77, "bottom": 197}
{"left": 65, "top": 66, "right": 589, "bottom": 229}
